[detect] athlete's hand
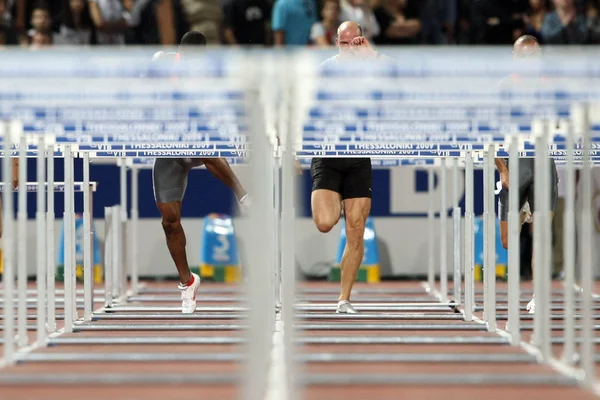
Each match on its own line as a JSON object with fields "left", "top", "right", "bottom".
{"left": 239, "top": 194, "right": 251, "bottom": 211}
{"left": 295, "top": 160, "right": 303, "bottom": 175}
{"left": 350, "top": 36, "right": 377, "bottom": 58}
{"left": 500, "top": 171, "right": 509, "bottom": 190}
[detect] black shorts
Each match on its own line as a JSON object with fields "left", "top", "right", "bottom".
{"left": 310, "top": 158, "right": 372, "bottom": 199}
{"left": 498, "top": 158, "right": 558, "bottom": 221}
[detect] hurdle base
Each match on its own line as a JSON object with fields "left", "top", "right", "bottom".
{"left": 474, "top": 264, "right": 507, "bottom": 282}
{"left": 56, "top": 264, "right": 104, "bottom": 284}
{"left": 329, "top": 265, "right": 380, "bottom": 283}
{"left": 194, "top": 264, "right": 240, "bottom": 283}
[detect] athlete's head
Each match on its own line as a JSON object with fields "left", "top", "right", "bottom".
{"left": 513, "top": 35, "right": 541, "bottom": 59}
{"left": 177, "top": 31, "right": 206, "bottom": 61}
{"left": 336, "top": 21, "right": 363, "bottom": 57}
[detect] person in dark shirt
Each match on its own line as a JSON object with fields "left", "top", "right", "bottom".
{"left": 373, "top": 0, "right": 421, "bottom": 45}
{"left": 223, "top": 0, "right": 272, "bottom": 45}
{"left": 469, "top": 0, "right": 525, "bottom": 44}
{"left": 541, "top": 0, "right": 588, "bottom": 44}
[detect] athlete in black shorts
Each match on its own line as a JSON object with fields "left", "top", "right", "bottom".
{"left": 152, "top": 31, "right": 249, "bottom": 313}
{"left": 311, "top": 21, "right": 391, "bottom": 313}
{"left": 495, "top": 35, "right": 559, "bottom": 314}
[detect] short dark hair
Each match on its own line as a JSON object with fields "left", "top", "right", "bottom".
{"left": 32, "top": 0, "right": 50, "bottom": 13}
{"left": 180, "top": 31, "right": 206, "bottom": 47}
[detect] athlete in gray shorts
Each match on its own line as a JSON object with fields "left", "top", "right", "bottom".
{"left": 152, "top": 156, "right": 248, "bottom": 313}
{"left": 151, "top": 31, "right": 249, "bottom": 314}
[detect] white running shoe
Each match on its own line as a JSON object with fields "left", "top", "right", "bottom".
{"left": 526, "top": 296, "right": 535, "bottom": 314}
{"left": 336, "top": 300, "right": 357, "bottom": 314}
{"left": 178, "top": 272, "right": 201, "bottom": 314}
{"left": 521, "top": 202, "right": 533, "bottom": 224}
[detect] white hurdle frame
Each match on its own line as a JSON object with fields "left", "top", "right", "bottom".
{"left": 17, "top": 136, "right": 27, "bottom": 347}
{"left": 439, "top": 159, "right": 448, "bottom": 303}
{"left": 2, "top": 126, "right": 16, "bottom": 365}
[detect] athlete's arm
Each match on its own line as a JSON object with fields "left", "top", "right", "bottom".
{"left": 223, "top": 27, "right": 238, "bottom": 45}
{"left": 495, "top": 158, "right": 509, "bottom": 189}
{"left": 202, "top": 158, "right": 247, "bottom": 201}
{"left": 11, "top": 158, "right": 18, "bottom": 189}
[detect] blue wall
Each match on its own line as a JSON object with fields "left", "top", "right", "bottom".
{"left": 4, "top": 159, "right": 492, "bottom": 219}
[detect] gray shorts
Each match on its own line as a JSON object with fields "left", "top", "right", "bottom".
{"left": 498, "top": 158, "right": 558, "bottom": 221}
{"left": 152, "top": 158, "right": 205, "bottom": 203}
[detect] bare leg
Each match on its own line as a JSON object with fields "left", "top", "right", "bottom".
{"left": 339, "top": 197, "right": 371, "bottom": 302}
{"left": 156, "top": 200, "right": 191, "bottom": 284}
{"left": 203, "top": 158, "right": 247, "bottom": 200}
{"left": 311, "top": 189, "right": 342, "bottom": 233}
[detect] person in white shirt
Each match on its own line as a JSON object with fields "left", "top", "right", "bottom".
{"left": 338, "top": 0, "right": 379, "bottom": 41}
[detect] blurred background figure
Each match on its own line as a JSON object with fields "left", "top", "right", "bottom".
{"left": 310, "top": 0, "right": 340, "bottom": 46}
{"left": 541, "top": 0, "right": 588, "bottom": 44}
{"left": 272, "top": 0, "right": 317, "bottom": 45}
{"left": 372, "top": 0, "right": 421, "bottom": 45}
{"left": 222, "top": 0, "right": 272, "bottom": 45}
{"left": 88, "top": 0, "right": 146, "bottom": 45}
{"left": 0, "top": 0, "right": 18, "bottom": 45}
{"left": 27, "top": 2, "right": 52, "bottom": 41}
{"left": 419, "top": 0, "right": 457, "bottom": 44}
{"left": 586, "top": 0, "right": 600, "bottom": 43}
{"left": 180, "top": 0, "right": 223, "bottom": 44}
{"left": 339, "top": 0, "right": 379, "bottom": 41}
{"left": 29, "top": 26, "right": 51, "bottom": 46}
{"left": 468, "top": 0, "right": 525, "bottom": 44}
{"left": 521, "top": 0, "right": 549, "bottom": 42}
{"left": 54, "top": 0, "right": 94, "bottom": 44}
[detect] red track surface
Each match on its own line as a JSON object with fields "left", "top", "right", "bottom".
{"left": 0, "top": 280, "right": 598, "bottom": 400}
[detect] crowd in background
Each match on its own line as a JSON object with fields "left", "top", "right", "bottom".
{"left": 0, "top": 0, "right": 599, "bottom": 48}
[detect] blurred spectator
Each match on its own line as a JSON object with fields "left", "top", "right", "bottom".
{"left": 339, "top": 0, "right": 379, "bottom": 41}
{"left": 419, "top": 0, "right": 457, "bottom": 44}
{"left": 10, "top": 0, "right": 61, "bottom": 36}
{"left": 469, "top": 0, "right": 524, "bottom": 44}
{"left": 310, "top": 0, "right": 340, "bottom": 46}
{"left": 587, "top": 0, "right": 600, "bottom": 43}
{"left": 54, "top": 0, "right": 94, "bottom": 45}
{"left": 125, "top": 0, "right": 187, "bottom": 45}
{"left": 541, "top": 0, "right": 588, "bottom": 44}
{"left": 455, "top": 0, "right": 471, "bottom": 44}
{"left": 222, "top": 0, "right": 272, "bottom": 45}
{"left": 180, "top": 0, "right": 223, "bottom": 44}
{"left": 522, "top": 0, "right": 549, "bottom": 42}
{"left": 271, "top": 0, "right": 317, "bottom": 45}
{"left": 25, "top": 2, "right": 51, "bottom": 45}
{"left": 29, "top": 28, "right": 51, "bottom": 46}
{"left": 372, "top": 0, "right": 421, "bottom": 45}
{"left": 88, "top": 0, "right": 146, "bottom": 45}
{"left": 0, "top": 0, "right": 18, "bottom": 44}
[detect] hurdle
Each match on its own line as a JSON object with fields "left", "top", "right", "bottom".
{"left": 0, "top": 50, "right": 277, "bottom": 399}
{"left": 1, "top": 47, "right": 599, "bottom": 399}
{"left": 0, "top": 149, "right": 98, "bottom": 356}
{"left": 281, "top": 48, "right": 600, "bottom": 394}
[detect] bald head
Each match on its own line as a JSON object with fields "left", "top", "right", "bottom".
{"left": 513, "top": 35, "right": 541, "bottom": 58}
{"left": 336, "top": 21, "right": 363, "bottom": 56}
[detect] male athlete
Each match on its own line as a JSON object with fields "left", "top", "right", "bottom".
{"left": 496, "top": 35, "right": 558, "bottom": 314}
{"left": 312, "top": 21, "right": 392, "bottom": 313}
{"left": 152, "top": 31, "right": 250, "bottom": 313}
